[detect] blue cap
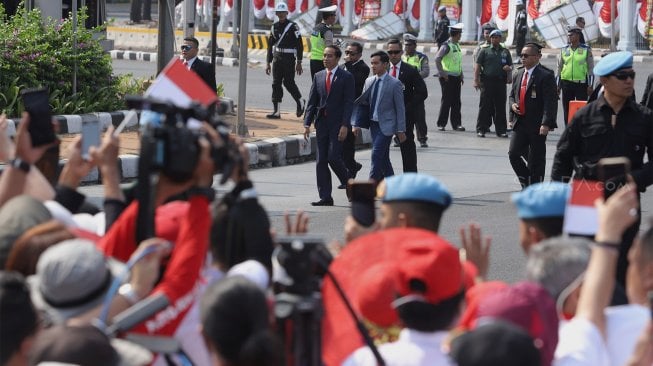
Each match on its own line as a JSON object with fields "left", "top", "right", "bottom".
{"left": 511, "top": 182, "right": 570, "bottom": 219}
{"left": 489, "top": 29, "right": 502, "bottom": 37}
{"left": 594, "top": 51, "right": 633, "bottom": 76}
{"left": 381, "top": 173, "right": 452, "bottom": 208}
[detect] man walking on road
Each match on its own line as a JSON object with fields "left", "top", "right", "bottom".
{"left": 265, "top": 2, "right": 305, "bottom": 119}
{"left": 556, "top": 26, "right": 594, "bottom": 126}
{"left": 508, "top": 43, "right": 557, "bottom": 188}
{"left": 340, "top": 42, "right": 369, "bottom": 179}
{"left": 181, "top": 37, "right": 217, "bottom": 93}
{"left": 474, "top": 30, "right": 513, "bottom": 138}
{"left": 304, "top": 45, "right": 355, "bottom": 206}
{"left": 433, "top": 5, "right": 450, "bottom": 48}
{"left": 402, "top": 33, "right": 430, "bottom": 147}
{"left": 309, "top": 5, "right": 337, "bottom": 78}
{"left": 435, "top": 23, "right": 465, "bottom": 132}
{"left": 387, "top": 38, "right": 426, "bottom": 172}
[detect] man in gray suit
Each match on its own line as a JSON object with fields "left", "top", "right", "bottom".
{"left": 353, "top": 51, "right": 406, "bottom": 181}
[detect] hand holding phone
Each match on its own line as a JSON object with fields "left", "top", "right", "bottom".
{"left": 350, "top": 181, "right": 376, "bottom": 227}
{"left": 20, "top": 88, "right": 56, "bottom": 147}
{"left": 81, "top": 120, "right": 101, "bottom": 161}
{"left": 597, "top": 157, "right": 631, "bottom": 199}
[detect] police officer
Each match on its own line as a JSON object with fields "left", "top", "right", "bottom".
{"left": 266, "top": 2, "right": 305, "bottom": 119}
{"left": 402, "top": 33, "right": 430, "bottom": 147}
{"left": 474, "top": 29, "right": 513, "bottom": 138}
{"left": 309, "top": 5, "right": 337, "bottom": 78}
{"left": 514, "top": 0, "right": 527, "bottom": 62}
{"left": 556, "top": 26, "right": 594, "bottom": 126}
{"left": 433, "top": 5, "right": 450, "bottom": 47}
{"left": 435, "top": 23, "right": 465, "bottom": 132}
{"left": 551, "top": 51, "right": 653, "bottom": 287}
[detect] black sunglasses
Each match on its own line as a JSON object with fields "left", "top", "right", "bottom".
{"left": 609, "top": 70, "right": 636, "bottom": 81}
{"left": 181, "top": 45, "right": 193, "bottom": 51}
{"left": 344, "top": 50, "right": 358, "bottom": 55}
{"left": 519, "top": 53, "right": 538, "bottom": 58}
{"left": 387, "top": 50, "right": 402, "bottom": 55}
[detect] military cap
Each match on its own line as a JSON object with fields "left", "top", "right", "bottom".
{"left": 516, "top": 0, "right": 524, "bottom": 5}
{"left": 489, "top": 29, "right": 503, "bottom": 37}
{"left": 511, "top": 182, "right": 570, "bottom": 219}
{"left": 438, "top": 5, "right": 447, "bottom": 12}
{"left": 274, "top": 2, "right": 288, "bottom": 12}
{"left": 319, "top": 4, "right": 337, "bottom": 12}
{"left": 379, "top": 173, "right": 452, "bottom": 208}
{"left": 403, "top": 33, "right": 417, "bottom": 44}
{"left": 594, "top": 51, "right": 633, "bottom": 76}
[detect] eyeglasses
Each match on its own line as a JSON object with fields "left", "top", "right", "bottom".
{"left": 344, "top": 50, "right": 358, "bottom": 55}
{"left": 181, "top": 45, "right": 193, "bottom": 51}
{"left": 609, "top": 70, "right": 636, "bottom": 81}
{"left": 387, "top": 50, "right": 402, "bottom": 55}
{"left": 519, "top": 53, "right": 538, "bottom": 58}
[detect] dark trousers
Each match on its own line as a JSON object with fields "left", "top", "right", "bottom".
{"left": 315, "top": 126, "right": 349, "bottom": 200}
{"left": 130, "top": 0, "right": 152, "bottom": 22}
{"left": 369, "top": 121, "right": 394, "bottom": 181}
{"left": 561, "top": 80, "right": 588, "bottom": 126}
{"left": 399, "top": 113, "right": 418, "bottom": 172}
{"left": 342, "top": 127, "right": 358, "bottom": 175}
{"left": 310, "top": 60, "right": 325, "bottom": 80}
{"left": 414, "top": 101, "right": 428, "bottom": 142}
{"left": 476, "top": 78, "right": 507, "bottom": 135}
{"left": 272, "top": 54, "right": 302, "bottom": 103}
{"left": 437, "top": 76, "right": 462, "bottom": 129}
{"left": 508, "top": 128, "right": 546, "bottom": 188}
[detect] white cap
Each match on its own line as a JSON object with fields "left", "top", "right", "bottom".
{"left": 403, "top": 33, "right": 418, "bottom": 43}
{"left": 319, "top": 4, "right": 337, "bottom": 12}
{"left": 449, "top": 23, "right": 464, "bottom": 31}
{"left": 275, "top": 2, "right": 288, "bottom": 12}
{"left": 438, "top": 5, "right": 446, "bottom": 12}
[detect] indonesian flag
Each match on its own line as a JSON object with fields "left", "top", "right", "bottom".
{"left": 393, "top": 0, "right": 420, "bottom": 29}
{"left": 145, "top": 58, "right": 218, "bottom": 108}
{"left": 563, "top": 179, "right": 602, "bottom": 237}
{"left": 596, "top": 0, "right": 620, "bottom": 38}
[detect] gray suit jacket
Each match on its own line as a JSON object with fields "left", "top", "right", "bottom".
{"left": 352, "top": 74, "right": 406, "bottom": 137}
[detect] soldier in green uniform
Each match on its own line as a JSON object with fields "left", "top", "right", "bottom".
{"left": 309, "top": 5, "right": 337, "bottom": 78}
{"left": 402, "top": 33, "right": 430, "bottom": 147}
{"left": 434, "top": 23, "right": 465, "bottom": 132}
{"left": 556, "top": 26, "right": 594, "bottom": 126}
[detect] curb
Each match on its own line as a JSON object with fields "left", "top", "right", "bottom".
{"left": 5, "top": 113, "right": 372, "bottom": 184}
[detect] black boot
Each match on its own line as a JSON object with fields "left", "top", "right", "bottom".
{"left": 267, "top": 102, "right": 280, "bottom": 119}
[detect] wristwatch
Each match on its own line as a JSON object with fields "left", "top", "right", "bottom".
{"left": 10, "top": 158, "right": 31, "bottom": 173}
{"left": 118, "top": 283, "right": 141, "bottom": 305}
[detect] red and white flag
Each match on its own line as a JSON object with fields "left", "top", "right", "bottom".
{"left": 563, "top": 179, "right": 603, "bottom": 236}
{"left": 145, "top": 58, "right": 218, "bottom": 108}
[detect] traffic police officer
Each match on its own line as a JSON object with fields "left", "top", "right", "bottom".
{"left": 266, "top": 2, "right": 305, "bottom": 119}
{"left": 434, "top": 23, "right": 465, "bottom": 132}
{"left": 309, "top": 5, "right": 337, "bottom": 78}
{"left": 556, "top": 26, "right": 594, "bottom": 126}
{"left": 551, "top": 51, "right": 653, "bottom": 287}
{"left": 474, "top": 29, "right": 513, "bottom": 137}
{"left": 402, "top": 33, "right": 430, "bottom": 147}
{"left": 433, "top": 5, "right": 450, "bottom": 47}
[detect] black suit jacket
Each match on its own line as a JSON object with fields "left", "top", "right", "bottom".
{"left": 396, "top": 61, "right": 427, "bottom": 112}
{"left": 641, "top": 73, "right": 653, "bottom": 110}
{"left": 341, "top": 60, "right": 370, "bottom": 98}
{"left": 509, "top": 64, "right": 558, "bottom": 132}
{"left": 191, "top": 58, "right": 217, "bottom": 93}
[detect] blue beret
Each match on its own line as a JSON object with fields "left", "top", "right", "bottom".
{"left": 381, "top": 173, "right": 452, "bottom": 208}
{"left": 489, "top": 30, "right": 502, "bottom": 37}
{"left": 511, "top": 182, "right": 570, "bottom": 219}
{"left": 594, "top": 51, "right": 633, "bottom": 77}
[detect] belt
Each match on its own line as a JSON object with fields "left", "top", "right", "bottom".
{"left": 274, "top": 47, "right": 296, "bottom": 54}
{"left": 562, "top": 79, "right": 587, "bottom": 84}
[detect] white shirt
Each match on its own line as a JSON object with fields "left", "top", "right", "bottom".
{"left": 554, "top": 304, "right": 650, "bottom": 366}
{"left": 326, "top": 66, "right": 338, "bottom": 87}
{"left": 182, "top": 56, "right": 197, "bottom": 69}
{"left": 343, "top": 329, "right": 454, "bottom": 366}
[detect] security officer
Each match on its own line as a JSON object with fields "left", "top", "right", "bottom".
{"left": 556, "top": 26, "right": 594, "bottom": 126}
{"left": 514, "top": 0, "right": 527, "bottom": 62}
{"left": 434, "top": 23, "right": 465, "bottom": 132}
{"left": 265, "top": 2, "right": 305, "bottom": 119}
{"left": 402, "top": 33, "right": 430, "bottom": 147}
{"left": 551, "top": 51, "right": 653, "bottom": 287}
{"left": 474, "top": 29, "right": 513, "bottom": 138}
{"left": 433, "top": 5, "right": 450, "bottom": 47}
{"left": 309, "top": 5, "right": 337, "bottom": 78}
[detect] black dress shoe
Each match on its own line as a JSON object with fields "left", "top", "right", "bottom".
{"left": 454, "top": 126, "right": 466, "bottom": 131}
{"left": 311, "top": 199, "right": 334, "bottom": 206}
{"left": 296, "top": 99, "right": 306, "bottom": 117}
{"left": 420, "top": 141, "right": 428, "bottom": 148}
{"left": 350, "top": 162, "right": 363, "bottom": 179}
{"left": 337, "top": 184, "right": 347, "bottom": 189}
{"left": 266, "top": 112, "right": 281, "bottom": 119}
{"left": 497, "top": 133, "right": 509, "bottom": 138}
{"left": 477, "top": 132, "right": 485, "bottom": 138}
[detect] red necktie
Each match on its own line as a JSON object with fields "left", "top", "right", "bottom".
{"left": 519, "top": 71, "right": 528, "bottom": 115}
{"left": 326, "top": 70, "right": 332, "bottom": 94}
{"left": 391, "top": 65, "right": 397, "bottom": 78}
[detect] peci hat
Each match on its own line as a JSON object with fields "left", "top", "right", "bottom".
{"left": 319, "top": 4, "right": 337, "bottom": 12}
{"left": 594, "top": 51, "right": 633, "bottom": 76}
{"left": 274, "top": 1, "right": 288, "bottom": 12}
{"left": 511, "top": 182, "right": 570, "bottom": 219}
{"left": 379, "top": 173, "right": 452, "bottom": 208}
{"left": 28, "top": 239, "right": 126, "bottom": 324}
{"left": 489, "top": 29, "right": 502, "bottom": 38}
{"left": 321, "top": 228, "right": 462, "bottom": 366}
{"left": 0, "top": 195, "right": 52, "bottom": 269}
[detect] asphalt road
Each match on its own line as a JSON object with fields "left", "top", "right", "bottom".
{"left": 102, "top": 55, "right": 653, "bottom": 283}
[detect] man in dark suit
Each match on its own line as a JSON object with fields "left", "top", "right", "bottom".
{"left": 181, "top": 37, "right": 217, "bottom": 93}
{"left": 304, "top": 45, "right": 355, "bottom": 206}
{"left": 340, "top": 41, "right": 369, "bottom": 179}
{"left": 641, "top": 72, "right": 653, "bottom": 110}
{"left": 386, "top": 38, "right": 427, "bottom": 173}
{"left": 508, "top": 43, "right": 557, "bottom": 188}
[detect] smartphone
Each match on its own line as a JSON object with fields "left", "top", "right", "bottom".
{"left": 81, "top": 120, "right": 101, "bottom": 160}
{"left": 597, "top": 157, "right": 631, "bottom": 199}
{"left": 20, "top": 87, "right": 56, "bottom": 146}
{"left": 350, "top": 181, "right": 376, "bottom": 227}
